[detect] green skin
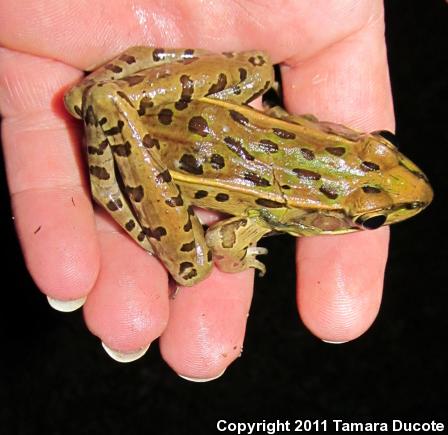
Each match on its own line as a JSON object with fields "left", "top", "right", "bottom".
{"left": 64, "top": 46, "right": 433, "bottom": 286}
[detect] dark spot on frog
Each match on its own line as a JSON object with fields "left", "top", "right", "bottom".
{"left": 224, "top": 137, "right": 255, "bottom": 161}
{"left": 74, "top": 105, "right": 82, "bottom": 117}
{"left": 119, "top": 54, "right": 136, "bottom": 64}
{"left": 293, "top": 168, "right": 322, "bottom": 180}
{"left": 180, "top": 241, "right": 196, "bottom": 252}
{"left": 206, "top": 73, "right": 227, "bottom": 95}
{"left": 176, "top": 75, "right": 194, "bottom": 110}
{"left": 111, "top": 141, "right": 132, "bottom": 157}
{"left": 229, "top": 110, "right": 250, "bottom": 126}
{"left": 149, "top": 226, "right": 167, "bottom": 241}
{"left": 138, "top": 97, "right": 154, "bottom": 116}
{"left": 125, "top": 185, "right": 145, "bottom": 202}
{"left": 89, "top": 165, "right": 110, "bottom": 180}
{"left": 325, "top": 147, "right": 346, "bottom": 156}
{"left": 239, "top": 68, "right": 247, "bottom": 81}
{"left": 194, "top": 190, "right": 209, "bottom": 199}
{"left": 273, "top": 128, "right": 296, "bottom": 140}
{"left": 222, "top": 52, "right": 235, "bottom": 58}
{"left": 116, "top": 91, "right": 134, "bottom": 107}
{"left": 362, "top": 186, "right": 382, "bottom": 194}
{"left": 319, "top": 186, "right": 338, "bottom": 200}
{"left": 210, "top": 154, "right": 225, "bottom": 169}
{"left": 122, "top": 75, "right": 145, "bottom": 86}
{"left": 156, "top": 169, "right": 172, "bottom": 183}
{"left": 183, "top": 217, "right": 193, "bottom": 232}
{"left": 244, "top": 171, "right": 271, "bottom": 187}
{"left": 88, "top": 139, "right": 108, "bottom": 156}
{"left": 188, "top": 116, "right": 209, "bottom": 137}
{"left": 165, "top": 192, "right": 184, "bottom": 207}
{"left": 158, "top": 108, "right": 174, "bottom": 125}
{"left": 215, "top": 193, "right": 230, "bottom": 202}
{"left": 179, "top": 153, "right": 204, "bottom": 175}
{"left": 361, "top": 161, "right": 380, "bottom": 171}
{"left": 255, "top": 198, "right": 284, "bottom": 208}
{"left": 248, "top": 55, "right": 266, "bottom": 66}
{"left": 183, "top": 268, "right": 198, "bottom": 280}
{"left": 258, "top": 139, "right": 278, "bottom": 153}
{"left": 125, "top": 219, "right": 136, "bottom": 231}
{"left": 143, "top": 134, "right": 160, "bottom": 150}
{"left": 106, "top": 198, "right": 123, "bottom": 211}
{"left": 105, "top": 63, "right": 123, "bottom": 73}
{"left": 207, "top": 250, "right": 213, "bottom": 262}
{"left": 179, "top": 261, "right": 194, "bottom": 275}
{"left": 300, "top": 148, "right": 315, "bottom": 160}
{"left": 104, "top": 120, "right": 124, "bottom": 136}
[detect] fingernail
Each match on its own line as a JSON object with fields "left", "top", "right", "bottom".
{"left": 178, "top": 368, "right": 226, "bottom": 383}
{"left": 322, "top": 339, "right": 349, "bottom": 344}
{"left": 47, "top": 296, "right": 86, "bottom": 312}
{"left": 102, "top": 342, "right": 150, "bottom": 363}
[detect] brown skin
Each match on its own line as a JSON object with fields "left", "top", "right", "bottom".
{"left": 0, "top": 0, "right": 392, "bottom": 379}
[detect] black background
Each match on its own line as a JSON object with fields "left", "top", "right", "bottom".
{"left": 1, "top": 2, "right": 447, "bottom": 433}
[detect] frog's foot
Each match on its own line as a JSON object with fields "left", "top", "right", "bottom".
{"left": 205, "top": 216, "right": 271, "bottom": 276}
{"left": 246, "top": 246, "right": 268, "bottom": 276}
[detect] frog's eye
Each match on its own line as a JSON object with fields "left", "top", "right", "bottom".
{"left": 371, "top": 130, "right": 397, "bottom": 145}
{"left": 355, "top": 214, "right": 386, "bottom": 230}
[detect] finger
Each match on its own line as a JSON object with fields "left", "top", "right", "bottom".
{"left": 0, "top": 0, "right": 383, "bottom": 69}
{"left": 83, "top": 210, "right": 169, "bottom": 358}
{"left": 281, "top": 9, "right": 395, "bottom": 341}
{"left": 0, "top": 47, "right": 100, "bottom": 301}
{"left": 297, "top": 229, "right": 389, "bottom": 342}
{"left": 159, "top": 268, "right": 254, "bottom": 381}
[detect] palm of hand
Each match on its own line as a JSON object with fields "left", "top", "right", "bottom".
{"left": 0, "top": 0, "right": 392, "bottom": 379}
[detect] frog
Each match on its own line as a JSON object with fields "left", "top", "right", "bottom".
{"left": 64, "top": 46, "right": 433, "bottom": 287}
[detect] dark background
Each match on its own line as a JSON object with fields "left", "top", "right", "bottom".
{"left": 1, "top": 2, "right": 446, "bottom": 433}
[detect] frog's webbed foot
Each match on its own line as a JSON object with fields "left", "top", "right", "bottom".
{"left": 205, "top": 216, "right": 271, "bottom": 276}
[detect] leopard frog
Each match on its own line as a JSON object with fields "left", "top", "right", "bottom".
{"left": 64, "top": 47, "right": 433, "bottom": 286}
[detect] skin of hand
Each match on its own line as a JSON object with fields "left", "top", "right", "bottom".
{"left": 0, "top": 0, "right": 393, "bottom": 380}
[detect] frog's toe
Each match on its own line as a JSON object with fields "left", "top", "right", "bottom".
{"left": 245, "top": 247, "right": 268, "bottom": 276}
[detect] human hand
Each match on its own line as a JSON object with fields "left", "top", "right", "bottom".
{"left": 0, "top": 0, "right": 392, "bottom": 380}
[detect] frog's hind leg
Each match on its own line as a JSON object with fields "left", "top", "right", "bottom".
{"left": 65, "top": 47, "right": 212, "bottom": 119}
{"left": 84, "top": 82, "right": 213, "bottom": 286}
{"left": 205, "top": 215, "right": 272, "bottom": 276}
{"left": 83, "top": 104, "right": 154, "bottom": 253}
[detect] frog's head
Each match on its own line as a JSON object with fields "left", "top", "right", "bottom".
{"left": 343, "top": 130, "right": 433, "bottom": 230}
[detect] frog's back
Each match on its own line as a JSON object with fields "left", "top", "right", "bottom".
{"left": 142, "top": 99, "right": 368, "bottom": 214}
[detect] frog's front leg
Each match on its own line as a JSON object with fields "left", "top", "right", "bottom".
{"left": 83, "top": 83, "right": 213, "bottom": 286}
{"left": 205, "top": 215, "right": 272, "bottom": 276}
